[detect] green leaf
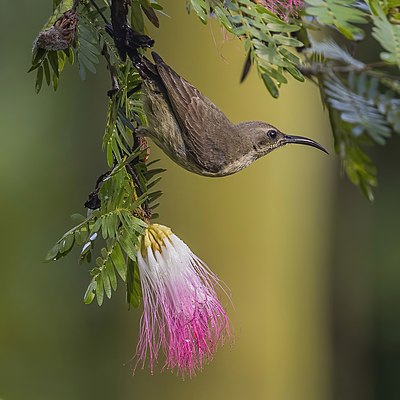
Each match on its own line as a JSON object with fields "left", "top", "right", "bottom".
{"left": 60, "top": 234, "right": 75, "bottom": 254}
{"left": 190, "top": 0, "right": 208, "bottom": 23}
{"left": 45, "top": 243, "right": 60, "bottom": 262}
{"left": 305, "top": 0, "right": 367, "bottom": 40}
{"left": 118, "top": 229, "right": 138, "bottom": 261}
{"left": 131, "top": 0, "right": 145, "bottom": 32}
{"left": 285, "top": 64, "right": 305, "bottom": 82}
{"left": 106, "top": 258, "right": 118, "bottom": 291}
{"left": 111, "top": 242, "right": 127, "bottom": 281}
{"left": 341, "top": 137, "right": 377, "bottom": 201}
{"left": 324, "top": 73, "right": 392, "bottom": 145}
{"left": 31, "top": 48, "right": 47, "bottom": 68}
{"left": 64, "top": 48, "right": 75, "bottom": 64}
{"left": 79, "top": 62, "right": 87, "bottom": 81}
{"left": 77, "top": 17, "right": 101, "bottom": 79}
{"left": 101, "top": 268, "right": 112, "bottom": 299}
{"left": 266, "top": 23, "right": 301, "bottom": 33}
{"left": 321, "top": 70, "right": 399, "bottom": 201}
{"left": 84, "top": 280, "right": 96, "bottom": 304}
{"left": 371, "top": 12, "right": 400, "bottom": 69}
{"left": 126, "top": 259, "right": 142, "bottom": 308}
{"left": 150, "top": 0, "right": 163, "bottom": 11}
{"left": 48, "top": 51, "right": 60, "bottom": 77}
{"left": 43, "top": 58, "right": 51, "bottom": 86}
{"left": 35, "top": 66, "right": 44, "bottom": 93}
{"left": 71, "top": 213, "right": 87, "bottom": 223}
{"left": 75, "top": 226, "right": 89, "bottom": 245}
{"left": 273, "top": 35, "right": 304, "bottom": 48}
{"left": 53, "top": 71, "right": 59, "bottom": 91}
{"left": 46, "top": 0, "right": 74, "bottom": 27}
{"left": 307, "top": 38, "right": 365, "bottom": 69}
{"left": 211, "top": 1, "right": 306, "bottom": 97}
{"left": 262, "top": 73, "right": 279, "bottom": 98}
{"left": 214, "top": 6, "right": 234, "bottom": 32}
{"left": 95, "top": 274, "right": 104, "bottom": 306}
{"left": 53, "top": 0, "right": 63, "bottom": 11}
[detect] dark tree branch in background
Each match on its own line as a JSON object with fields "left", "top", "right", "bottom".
{"left": 111, "top": 0, "right": 129, "bottom": 61}
{"left": 109, "top": 0, "right": 154, "bottom": 63}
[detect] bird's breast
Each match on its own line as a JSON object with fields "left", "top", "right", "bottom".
{"left": 217, "top": 152, "right": 257, "bottom": 176}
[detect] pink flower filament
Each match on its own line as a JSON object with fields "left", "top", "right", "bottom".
{"left": 135, "top": 233, "right": 231, "bottom": 378}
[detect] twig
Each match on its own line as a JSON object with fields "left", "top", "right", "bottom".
{"left": 73, "top": 0, "right": 81, "bottom": 10}
{"left": 101, "top": 43, "right": 120, "bottom": 96}
{"left": 300, "top": 62, "right": 400, "bottom": 81}
{"left": 107, "top": 0, "right": 153, "bottom": 214}
{"left": 88, "top": 0, "right": 110, "bottom": 25}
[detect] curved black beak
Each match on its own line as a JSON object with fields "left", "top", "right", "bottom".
{"left": 282, "top": 134, "right": 328, "bottom": 154}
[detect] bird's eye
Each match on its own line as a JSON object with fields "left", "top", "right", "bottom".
{"left": 268, "top": 129, "right": 278, "bottom": 139}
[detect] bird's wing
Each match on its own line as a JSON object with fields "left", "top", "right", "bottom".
{"left": 152, "top": 52, "right": 234, "bottom": 172}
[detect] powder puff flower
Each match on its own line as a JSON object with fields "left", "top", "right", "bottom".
{"left": 134, "top": 224, "right": 231, "bottom": 378}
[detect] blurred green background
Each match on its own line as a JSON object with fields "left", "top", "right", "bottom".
{"left": 1, "top": 1, "right": 400, "bottom": 399}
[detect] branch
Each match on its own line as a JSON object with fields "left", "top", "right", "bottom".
{"left": 111, "top": 0, "right": 129, "bottom": 60}
{"left": 300, "top": 62, "right": 400, "bottom": 80}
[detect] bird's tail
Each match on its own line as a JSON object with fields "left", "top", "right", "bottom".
{"left": 132, "top": 54, "right": 159, "bottom": 82}
{"left": 129, "top": 51, "right": 166, "bottom": 87}
{"left": 150, "top": 51, "right": 164, "bottom": 66}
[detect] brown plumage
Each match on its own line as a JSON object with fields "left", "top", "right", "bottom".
{"left": 137, "top": 52, "right": 327, "bottom": 177}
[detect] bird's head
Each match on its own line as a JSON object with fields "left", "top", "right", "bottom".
{"left": 239, "top": 121, "right": 328, "bottom": 159}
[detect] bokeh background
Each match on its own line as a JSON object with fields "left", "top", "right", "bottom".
{"left": 1, "top": 1, "right": 399, "bottom": 399}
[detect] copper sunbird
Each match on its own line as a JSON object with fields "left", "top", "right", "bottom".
{"left": 134, "top": 52, "right": 327, "bottom": 177}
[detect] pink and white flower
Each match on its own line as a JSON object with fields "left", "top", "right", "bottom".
{"left": 134, "top": 224, "right": 231, "bottom": 378}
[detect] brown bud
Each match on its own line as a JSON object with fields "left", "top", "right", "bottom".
{"left": 35, "top": 10, "right": 78, "bottom": 51}
{"left": 138, "top": 136, "right": 151, "bottom": 162}
{"left": 133, "top": 206, "right": 152, "bottom": 224}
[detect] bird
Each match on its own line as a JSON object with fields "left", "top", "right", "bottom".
{"left": 135, "top": 52, "right": 327, "bottom": 177}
